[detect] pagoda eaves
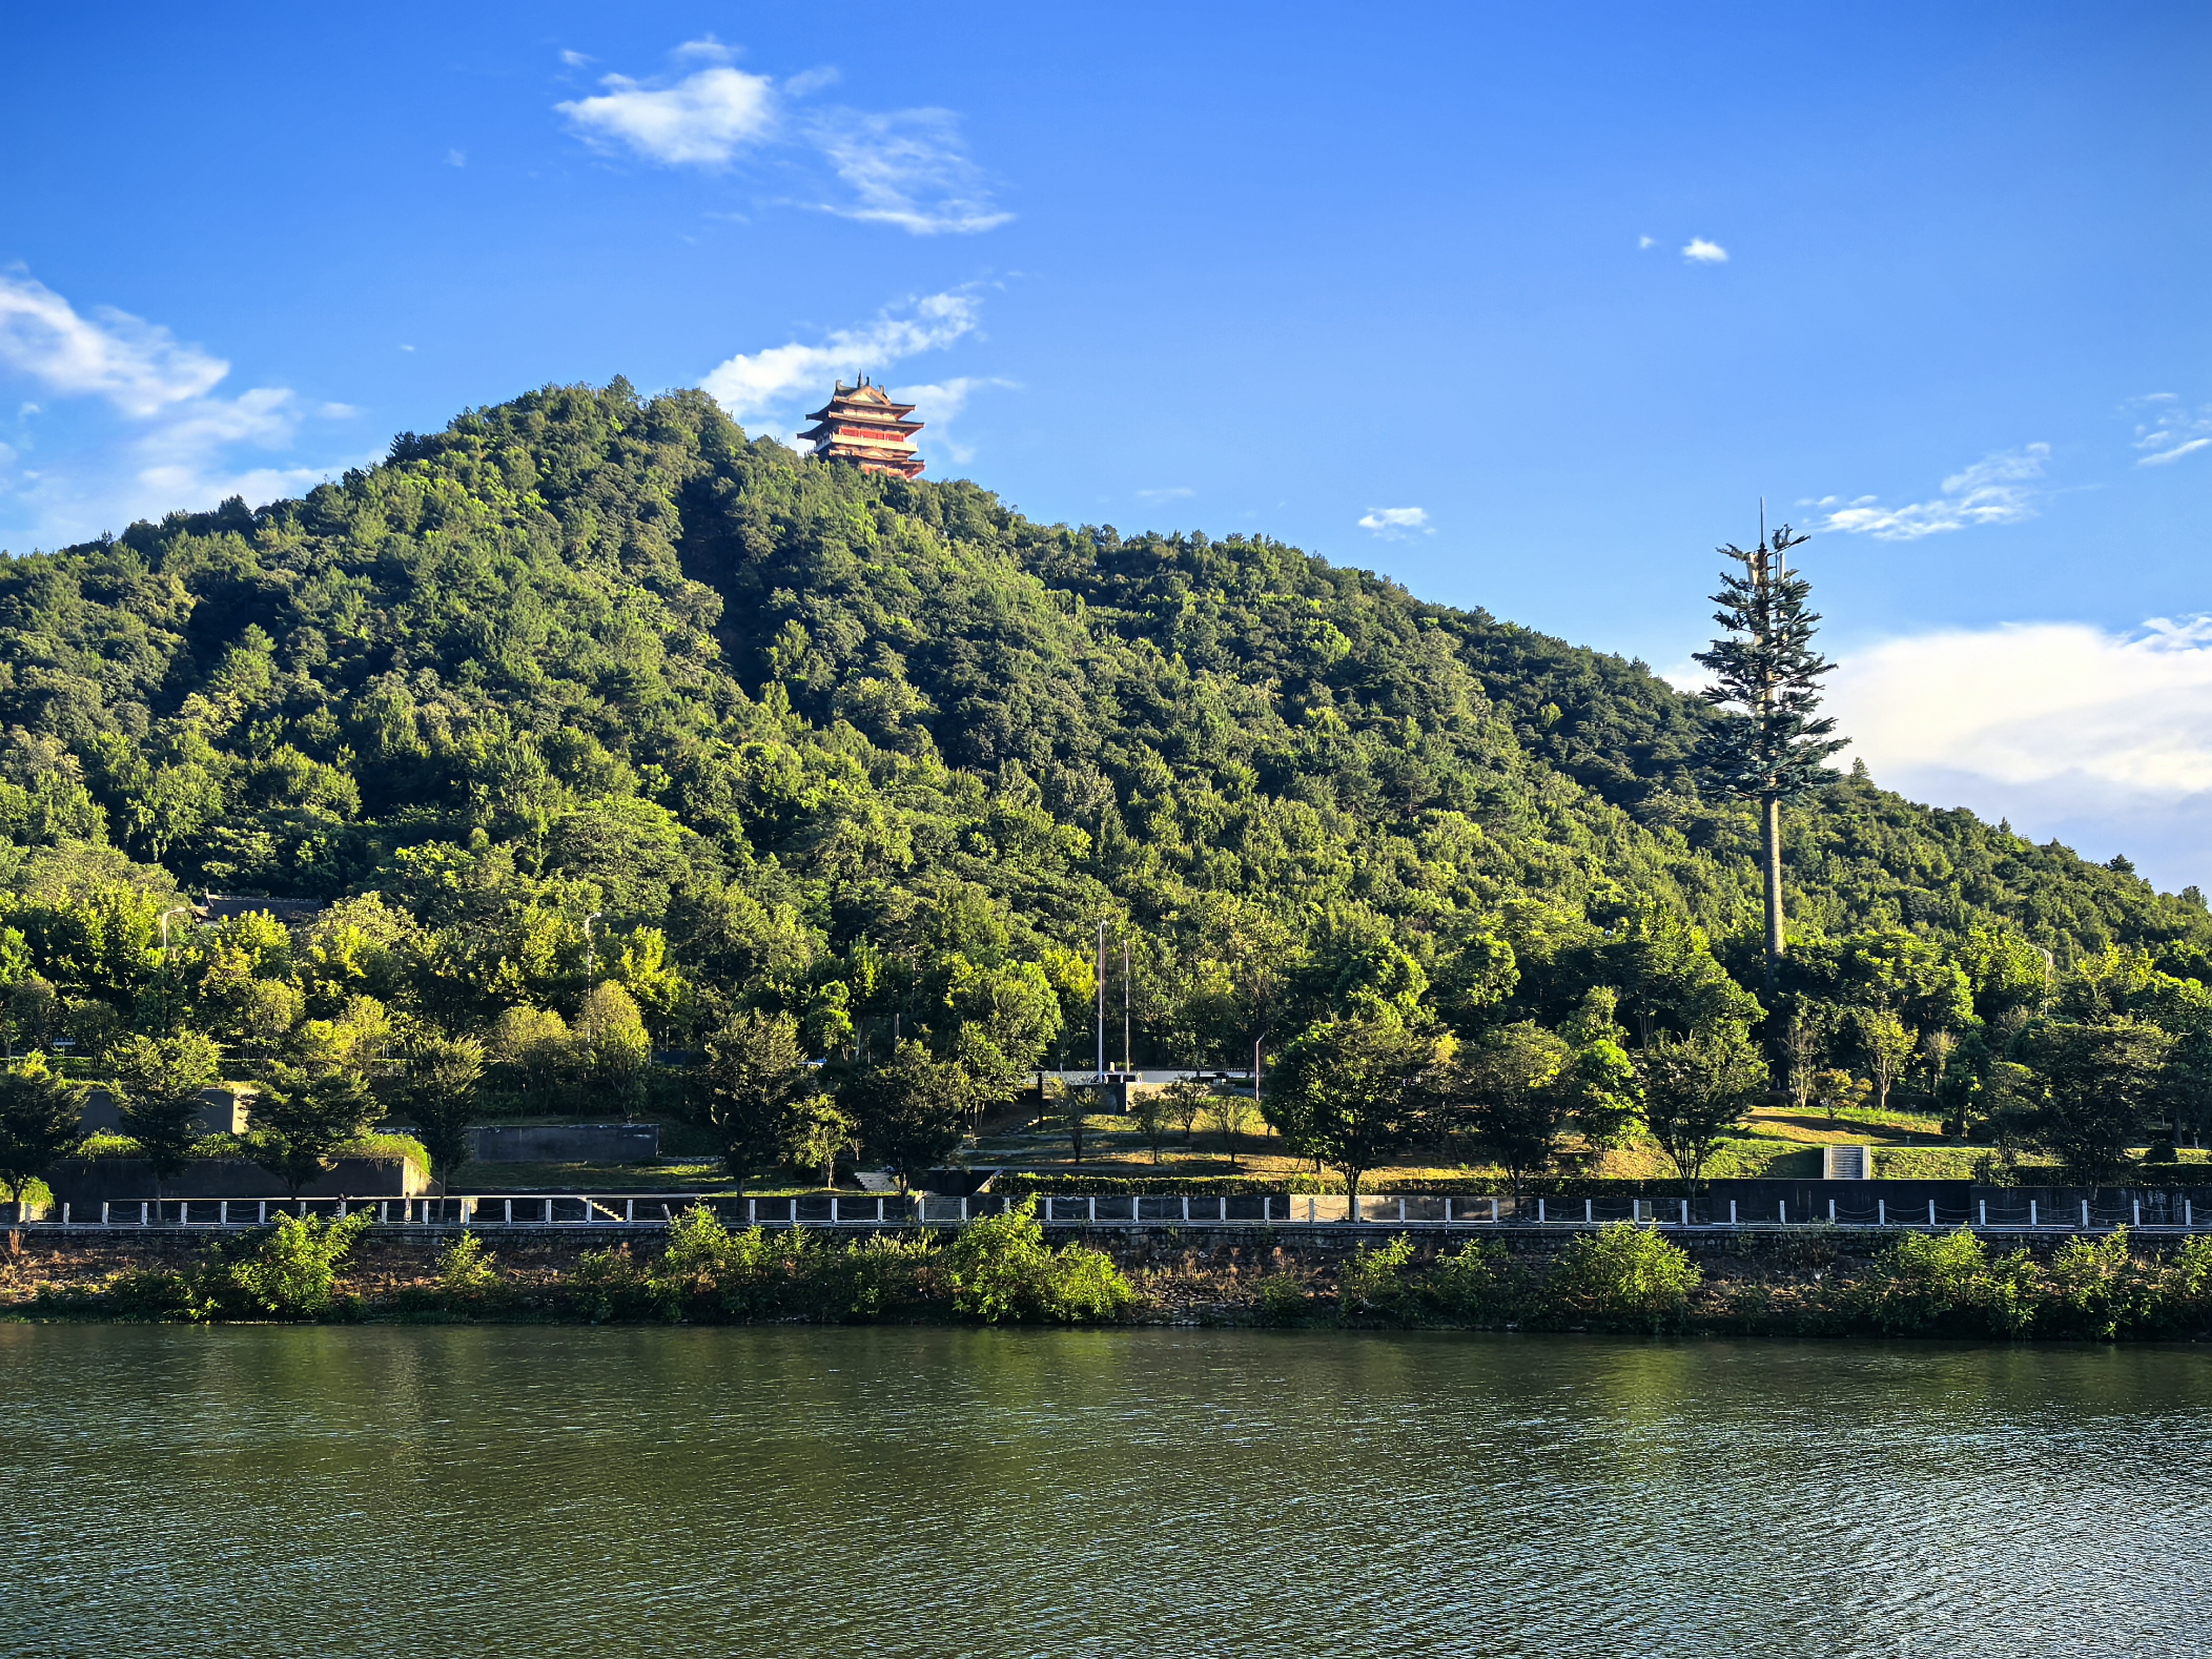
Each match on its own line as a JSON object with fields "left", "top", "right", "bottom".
{"left": 799, "top": 379, "right": 925, "bottom": 478}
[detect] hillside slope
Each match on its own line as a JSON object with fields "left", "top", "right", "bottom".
{"left": 0, "top": 380, "right": 2201, "bottom": 1065}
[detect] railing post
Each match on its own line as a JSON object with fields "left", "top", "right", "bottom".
{"left": 1219, "top": 1196, "right": 1228, "bottom": 1223}
{"left": 960, "top": 1196, "right": 969, "bottom": 1223}
{"left": 2189, "top": 1199, "right": 2196, "bottom": 1228}
{"left": 877, "top": 1196, "right": 886, "bottom": 1224}
{"left": 100, "top": 1202, "right": 109, "bottom": 1226}
{"left": 626, "top": 1199, "right": 635, "bottom": 1223}
{"left": 1537, "top": 1198, "right": 1546, "bottom": 1224}
{"left": 830, "top": 1196, "right": 840, "bottom": 1226}
{"left": 1262, "top": 1196, "right": 1272, "bottom": 1223}
{"left": 1979, "top": 1199, "right": 1987, "bottom": 1227}
{"left": 2029, "top": 1199, "right": 2038, "bottom": 1228}
{"left": 1927, "top": 1199, "right": 1936, "bottom": 1228}
{"left": 1584, "top": 1198, "right": 1593, "bottom": 1224}
{"left": 2133, "top": 1198, "right": 2141, "bottom": 1227}
{"left": 1729, "top": 1200, "right": 1738, "bottom": 1226}
{"left": 62, "top": 1203, "right": 69, "bottom": 1224}
{"left": 140, "top": 1202, "right": 149, "bottom": 1226}
{"left": 1680, "top": 1198, "right": 1689, "bottom": 1226}
{"left": 2081, "top": 1198, "right": 2090, "bottom": 1230}
{"left": 1827, "top": 1199, "right": 1836, "bottom": 1223}
{"left": 259, "top": 1201, "right": 267, "bottom": 1224}
{"left": 1182, "top": 1196, "right": 1190, "bottom": 1223}
{"left": 502, "top": 1199, "right": 512, "bottom": 1224}
{"left": 1878, "top": 1200, "right": 1886, "bottom": 1226}
{"left": 1089, "top": 1196, "right": 1098, "bottom": 1224}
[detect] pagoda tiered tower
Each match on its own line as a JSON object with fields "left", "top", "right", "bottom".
{"left": 798, "top": 378, "right": 925, "bottom": 478}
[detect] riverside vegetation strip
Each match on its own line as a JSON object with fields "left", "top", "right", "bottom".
{"left": 11, "top": 1201, "right": 2212, "bottom": 1341}
{"left": 3, "top": 379, "right": 2212, "bottom": 1215}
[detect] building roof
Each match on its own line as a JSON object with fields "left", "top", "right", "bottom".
{"left": 800, "top": 378, "right": 926, "bottom": 477}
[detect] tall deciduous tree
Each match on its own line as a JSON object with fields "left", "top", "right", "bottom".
{"left": 248, "top": 1063, "right": 379, "bottom": 1199}
{"left": 1692, "top": 523, "right": 1847, "bottom": 993}
{"left": 1264, "top": 1010, "right": 1439, "bottom": 1220}
{"left": 109, "top": 1032, "right": 223, "bottom": 1201}
{"left": 694, "top": 1009, "right": 813, "bottom": 1193}
{"left": 842, "top": 1040, "right": 972, "bottom": 1195}
{"left": 1636, "top": 1023, "right": 1768, "bottom": 1197}
{"left": 394, "top": 1033, "right": 487, "bottom": 1196}
{"left": 0, "top": 1051, "right": 86, "bottom": 1208}
{"left": 2019, "top": 1019, "right": 2173, "bottom": 1179}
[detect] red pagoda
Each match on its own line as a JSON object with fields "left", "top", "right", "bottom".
{"left": 798, "top": 378, "right": 925, "bottom": 477}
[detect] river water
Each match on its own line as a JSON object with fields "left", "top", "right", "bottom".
{"left": 2, "top": 1325, "right": 2207, "bottom": 1656}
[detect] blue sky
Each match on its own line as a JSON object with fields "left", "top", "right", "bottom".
{"left": 5, "top": 4, "right": 2212, "bottom": 883}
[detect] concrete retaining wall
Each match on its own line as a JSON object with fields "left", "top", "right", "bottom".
{"left": 43, "top": 1155, "right": 425, "bottom": 1205}
{"left": 469, "top": 1123, "right": 659, "bottom": 1163}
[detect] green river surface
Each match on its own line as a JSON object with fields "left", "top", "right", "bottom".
{"left": 2, "top": 1325, "right": 2207, "bottom": 1657}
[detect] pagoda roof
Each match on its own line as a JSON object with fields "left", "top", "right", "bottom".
{"left": 804, "top": 380, "right": 918, "bottom": 423}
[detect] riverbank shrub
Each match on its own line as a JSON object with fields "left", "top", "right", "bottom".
{"left": 1421, "top": 1238, "right": 1532, "bottom": 1323}
{"left": 1338, "top": 1234, "right": 1418, "bottom": 1319}
{"left": 943, "top": 1198, "right": 1134, "bottom": 1323}
{"left": 1549, "top": 1223, "right": 1702, "bottom": 1332}
{"left": 221, "top": 1211, "right": 374, "bottom": 1319}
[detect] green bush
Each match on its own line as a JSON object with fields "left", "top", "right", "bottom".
{"left": 1255, "top": 1272, "right": 1313, "bottom": 1323}
{"left": 1338, "top": 1233, "right": 1418, "bottom": 1318}
{"left": 1420, "top": 1238, "right": 1529, "bottom": 1323}
{"left": 1853, "top": 1229, "right": 1993, "bottom": 1334}
{"left": 1550, "top": 1222, "right": 1702, "bottom": 1332}
{"left": 2042, "top": 1228, "right": 2161, "bottom": 1341}
{"left": 943, "top": 1198, "right": 1133, "bottom": 1323}
{"left": 223, "top": 1210, "right": 374, "bottom": 1319}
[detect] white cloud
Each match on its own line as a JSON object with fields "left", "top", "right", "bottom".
{"left": 1138, "top": 486, "right": 1193, "bottom": 503}
{"left": 1358, "top": 506, "right": 1432, "bottom": 538}
{"left": 2129, "top": 393, "right": 2212, "bottom": 466}
{"left": 1637, "top": 235, "right": 1655, "bottom": 249}
{"left": 558, "top": 64, "right": 776, "bottom": 166}
{"left": 806, "top": 108, "right": 1011, "bottom": 234}
{"left": 701, "top": 292, "right": 979, "bottom": 426}
{"left": 0, "top": 271, "right": 226, "bottom": 416}
{"left": 0, "top": 271, "right": 354, "bottom": 546}
{"left": 1682, "top": 238, "right": 1728, "bottom": 264}
{"left": 556, "top": 45, "right": 1008, "bottom": 234}
{"left": 444, "top": 149, "right": 466, "bottom": 168}
{"left": 1812, "top": 443, "right": 2048, "bottom": 540}
{"left": 1830, "top": 616, "right": 2212, "bottom": 887}
{"left": 559, "top": 49, "right": 592, "bottom": 68}
{"left": 887, "top": 374, "right": 1013, "bottom": 464}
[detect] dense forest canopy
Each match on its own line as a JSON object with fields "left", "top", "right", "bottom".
{"left": 1, "top": 379, "right": 2207, "bottom": 1158}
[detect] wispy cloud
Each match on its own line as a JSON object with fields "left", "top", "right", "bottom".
{"left": 887, "top": 374, "right": 1014, "bottom": 464}
{"left": 558, "top": 63, "right": 775, "bottom": 166}
{"left": 1137, "top": 486, "right": 1193, "bottom": 503}
{"left": 701, "top": 292, "right": 980, "bottom": 429}
{"left": 2129, "top": 393, "right": 2212, "bottom": 467}
{"left": 0, "top": 270, "right": 226, "bottom": 416}
{"left": 806, "top": 108, "right": 1011, "bottom": 234}
{"left": 555, "top": 43, "right": 1008, "bottom": 235}
{"left": 1682, "top": 238, "right": 1728, "bottom": 264}
{"left": 0, "top": 271, "right": 352, "bottom": 546}
{"left": 1830, "top": 616, "right": 2212, "bottom": 887}
{"left": 1637, "top": 235, "right": 1655, "bottom": 249}
{"left": 1810, "top": 443, "right": 2048, "bottom": 540}
{"left": 1358, "top": 506, "right": 1433, "bottom": 538}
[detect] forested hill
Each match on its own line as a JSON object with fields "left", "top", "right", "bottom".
{"left": 0, "top": 379, "right": 2202, "bottom": 1069}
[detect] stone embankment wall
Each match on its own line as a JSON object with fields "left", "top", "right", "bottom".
{"left": 6, "top": 1220, "right": 2198, "bottom": 1323}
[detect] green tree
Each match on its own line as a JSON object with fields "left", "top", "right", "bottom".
{"left": 2018, "top": 1019, "right": 2173, "bottom": 1179}
{"left": 693, "top": 1009, "right": 813, "bottom": 1192}
{"left": 1853, "top": 1007, "right": 1918, "bottom": 1116}
{"left": 247, "top": 1063, "right": 378, "bottom": 1199}
{"left": 1691, "top": 522, "right": 1846, "bottom": 993}
{"left": 574, "top": 981, "right": 651, "bottom": 1120}
{"left": 108, "top": 1031, "right": 222, "bottom": 1200}
{"left": 0, "top": 1051, "right": 86, "bottom": 1208}
{"left": 1163, "top": 1077, "right": 1209, "bottom": 1144}
{"left": 1452, "top": 1021, "right": 1574, "bottom": 1193}
{"left": 1264, "top": 1009, "right": 1439, "bottom": 1220}
{"left": 784, "top": 1094, "right": 856, "bottom": 1189}
{"left": 393, "top": 1032, "right": 486, "bottom": 1196}
{"left": 1213, "top": 1087, "right": 1258, "bottom": 1169}
{"left": 1132, "top": 1084, "right": 1174, "bottom": 1164}
{"left": 1636, "top": 1023, "right": 1768, "bottom": 1196}
{"left": 841, "top": 1040, "right": 972, "bottom": 1195}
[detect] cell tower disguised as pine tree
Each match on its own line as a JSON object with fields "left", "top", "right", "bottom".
{"left": 1693, "top": 515, "right": 1848, "bottom": 994}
